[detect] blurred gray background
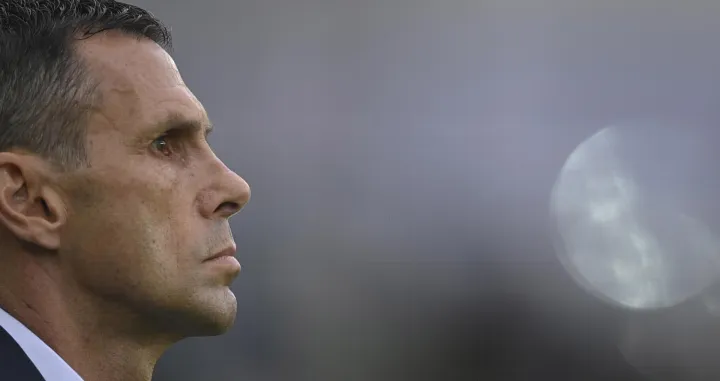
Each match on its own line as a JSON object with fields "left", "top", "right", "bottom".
{"left": 125, "top": 0, "right": 720, "bottom": 380}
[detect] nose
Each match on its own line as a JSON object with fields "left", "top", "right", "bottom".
{"left": 198, "top": 159, "right": 251, "bottom": 220}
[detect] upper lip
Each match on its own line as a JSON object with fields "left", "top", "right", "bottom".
{"left": 205, "top": 244, "right": 237, "bottom": 262}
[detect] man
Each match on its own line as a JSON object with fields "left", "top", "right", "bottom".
{"left": 0, "top": 1, "right": 251, "bottom": 380}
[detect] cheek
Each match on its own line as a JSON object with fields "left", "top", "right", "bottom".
{"left": 62, "top": 189, "right": 190, "bottom": 297}
{"left": 59, "top": 159, "right": 204, "bottom": 295}
{"left": 63, "top": 203, "right": 164, "bottom": 292}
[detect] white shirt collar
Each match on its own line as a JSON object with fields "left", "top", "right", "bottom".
{"left": 0, "top": 307, "right": 83, "bottom": 381}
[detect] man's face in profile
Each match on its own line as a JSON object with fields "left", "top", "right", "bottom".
{"left": 55, "top": 31, "right": 250, "bottom": 337}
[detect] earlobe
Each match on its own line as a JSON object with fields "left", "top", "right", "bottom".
{"left": 0, "top": 152, "right": 66, "bottom": 250}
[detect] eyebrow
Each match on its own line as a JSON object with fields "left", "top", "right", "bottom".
{"left": 155, "top": 112, "right": 214, "bottom": 138}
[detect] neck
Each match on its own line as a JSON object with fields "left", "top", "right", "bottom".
{"left": 0, "top": 256, "right": 176, "bottom": 381}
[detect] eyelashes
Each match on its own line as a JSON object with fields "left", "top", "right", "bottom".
{"left": 151, "top": 134, "right": 174, "bottom": 157}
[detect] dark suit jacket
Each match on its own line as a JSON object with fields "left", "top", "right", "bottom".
{"left": 0, "top": 324, "right": 45, "bottom": 381}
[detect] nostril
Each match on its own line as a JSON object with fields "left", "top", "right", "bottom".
{"left": 216, "top": 201, "right": 241, "bottom": 217}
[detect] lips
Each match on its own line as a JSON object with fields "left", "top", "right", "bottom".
{"left": 204, "top": 244, "right": 237, "bottom": 262}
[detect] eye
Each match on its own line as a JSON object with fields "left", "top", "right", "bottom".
{"left": 151, "top": 135, "right": 174, "bottom": 157}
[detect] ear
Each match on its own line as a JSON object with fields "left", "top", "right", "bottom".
{"left": 0, "top": 152, "right": 67, "bottom": 251}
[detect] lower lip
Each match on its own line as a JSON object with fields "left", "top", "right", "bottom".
{"left": 205, "top": 255, "right": 241, "bottom": 270}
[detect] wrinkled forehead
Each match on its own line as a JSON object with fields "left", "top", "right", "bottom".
{"left": 75, "top": 30, "right": 206, "bottom": 135}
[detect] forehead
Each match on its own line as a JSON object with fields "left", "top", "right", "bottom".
{"left": 76, "top": 31, "right": 207, "bottom": 136}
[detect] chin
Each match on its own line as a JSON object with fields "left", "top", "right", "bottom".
{"left": 190, "top": 314, "right": 237, "bottom": 337}
{"left": 194, "top": 289, "right": 239, "bottom": 336}
{"left": 165, "top": 288, "right": 239, "bottom": 337}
